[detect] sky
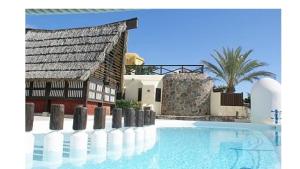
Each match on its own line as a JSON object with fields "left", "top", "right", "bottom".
{"left": 26, "top": 9, "right": 281, "bottom": 95}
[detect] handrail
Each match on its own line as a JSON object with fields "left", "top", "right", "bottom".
{"left": 125, "top": 65, "right": 204, "bottom": 75}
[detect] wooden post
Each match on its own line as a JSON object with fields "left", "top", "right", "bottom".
{"left": 136, "top": 110, "right": 144, "bottom": 127}
{"left": 94, "top": 107, "right": 106, "bottom": 129}
{"left": 144, "top": 110, "right": 151, "bottom": 125}
{"left": 150, "top": 110, "right": 156, "bottom": 125}
{"left": 26, "top": 103, "right": 34, "bottom": 132}
{"left": 124, "top": 108, "right": 135, "bottom": 127}
{"left": 160, "top": 66, "right": 162, "bottom": 75}
{"left": 72, "top": 106, "right": 87, "bottom": 130}
{"left": 50, "top": 104, "right": 64, "bottom": 130}
{"left": 112, "top": 108, "right": 122, "bottom": 128}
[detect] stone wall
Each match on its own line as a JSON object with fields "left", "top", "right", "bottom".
{"left": 161, "top": 73, "right": 213, "bottom": 116}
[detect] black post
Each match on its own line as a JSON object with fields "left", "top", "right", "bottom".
{"left": 49, "top": 104, "right": 64, "bottom": 130}
{"left": 144, "top": 110, "right": 151, "bottom": 125}
{"left": 94, "top": 107, "right": 106, "bottom": 129}
{"left": 160, "top": 66, "right": 162, "bottom": 75}
{"left": 150, "top": 110, "right": 156, "bottom": 125}
{"left": 112, "top": 108, "right": 122, "bottom": 128}
{"left": 124, "top": 108, "right": 135, "bottom": 127}
{"left": 26, "top": 103, "right": 34, "bottom": 132}
{"left": 73, "top": 106, "right": 87, "bottom": 130}
{"left": 136, "top": 110, "right": 144, "bottom": 127}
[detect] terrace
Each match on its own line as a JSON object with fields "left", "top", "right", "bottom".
{"left": 125, "top": 64, "right": 204, "bottom": 75}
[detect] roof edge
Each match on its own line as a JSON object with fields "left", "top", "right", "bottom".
{"left": 25, "top": 17, "right": 138, "bottom": 32}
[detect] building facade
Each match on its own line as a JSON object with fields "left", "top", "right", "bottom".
{"left": 124, "top": 75, "right": 164, "bottom": 114}
{"left": 123, "top": 65, "right": 248, "bottom": 118}
{"left": 125, "top": 53, "right": 144, "bottom": 65}
{"left": 25, "top": 18, "right": 138, "bottom": 115}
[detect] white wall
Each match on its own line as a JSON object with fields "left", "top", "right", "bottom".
{"left": 124, "top": 75, "right": 164, "bottom": 114}
{"left": 210, "top": 92, "right": 248, "bottom": 117}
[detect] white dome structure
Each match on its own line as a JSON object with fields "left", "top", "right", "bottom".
{"left": 251, "top": 78, "right": 281, "bottom": 124}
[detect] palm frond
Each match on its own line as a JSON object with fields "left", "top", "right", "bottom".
{"left": 238, "top": 71, "right": 276, "bottom": 83}
{"left": 202, "top": 60, "right": 225, "bottom": 80}
{"left": 201, "top": 47, "right": 276, "bottom": 93}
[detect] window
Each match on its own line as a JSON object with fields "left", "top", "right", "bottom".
{"left": 96, "top": 93, "right": 102, "bottom": 100}
{"left": 110, "top": 96, "right": 115, "bottom": 102}
{"left": 51, "top": 81, "right": 65, "bottom": 88}
{"left": 32, "top": 81, "right": 46, "bottom": 97}
{"left": 68, "top": 90, "right": 83, "bottom": 98}
{"left": 110, "top": 88, "right": 115, "bottom": 95}
{"left": 26, "top": 81, "right": 31, "bottom": 97}
{"left": 155, "top": 88, "right": 161, "bottom": 102}
{"left": 50, "top": 81, "right": 65, "bottom": 97}
{"left": 67, "top": 81, "right": 83, "bottom": 98}
{"left": 96, "top": 84, "right": 103, "bottom": 92}
{"left": 89, "top": 82, "right": 96, "bottom": 90}
{"left": 105, "top": 87, "right": 110, "bottom": 94}
{"left": 87, "top": 81, "right": 103, "bottom": 100}
{"left": 69, "top": 81, "right": 83, "bottom": 88}
{"left": 88, "top": 91, "right": 95, "bottom": 99}
{"left": 104, "top": 95, "right": 110, "bottom": 102}
{"left": 138, "top": 88, "right": 142, "bottom": 101}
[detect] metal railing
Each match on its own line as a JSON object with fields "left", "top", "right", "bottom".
{"left": 125, "top": 65, "right": 204, "bottom": 75}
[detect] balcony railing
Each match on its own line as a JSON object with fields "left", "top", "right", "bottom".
{"left": 125, "top": 65, "right": 204, "bottom": 75}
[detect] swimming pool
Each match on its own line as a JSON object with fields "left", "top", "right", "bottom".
{"left": 30, "top": 124, "right": 280, "bottom": 169}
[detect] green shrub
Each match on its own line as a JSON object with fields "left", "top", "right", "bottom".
{"left": 116, "top": 99, "right": 141, "bottom": 110}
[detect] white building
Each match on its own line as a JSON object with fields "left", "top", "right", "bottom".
{"left": 210, "top": 92, "right": 248, "bottom": 117}
{"left": 124, "top": 75, "right": 164, "bottom": 114}
{"left": 124, "top": 74, "right": 249, "bottom": 118}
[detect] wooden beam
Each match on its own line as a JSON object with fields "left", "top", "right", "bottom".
{"left": 125, "top": 18, "right": 138, "bottom": 30}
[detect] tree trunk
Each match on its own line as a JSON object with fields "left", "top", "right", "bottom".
{"left": 226, "top": 86, "right": 235, "bottom": 93}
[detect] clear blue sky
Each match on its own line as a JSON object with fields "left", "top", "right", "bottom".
{"left": 26, "top": 9, "right": 281, "bottom": 95}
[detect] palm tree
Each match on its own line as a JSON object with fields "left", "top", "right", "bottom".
{"left": 202, "top": 47, "right": 275, "bottom": 93}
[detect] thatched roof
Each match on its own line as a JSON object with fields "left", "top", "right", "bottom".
{"left": 26, "top": 20, "right": 129, "bottom": 80}
{"left": 26, "top": 9, "right": 130, "bottom": 15}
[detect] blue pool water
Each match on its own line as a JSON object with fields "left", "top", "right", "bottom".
{"left": 31, "top": 126, "right": 280, "bottom": 169}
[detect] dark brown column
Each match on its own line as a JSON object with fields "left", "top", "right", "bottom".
{"left": 72, "top": 106, "right": 87, "bottom": 130}
{"left": 50, "top": 104, "right": 64, "bottom": 130}
{"left": 150, "top": 110, "right": 156, "bottom": 125}
{"left": 112, "top": 108, "right": 122, "bottom": 128}
{"left": 136, "top": 110, "right": 144, "bottom": 127}
{"left": 26, "top": 103, "right": 34, "bottom": 132}
{"left": 124, "top": 108, "right": 135, "bottom": 127}
{"left": 94, "top": 107, "right": 106, "bottom": 129}
{"left": 144, "top": 110, "right": 151, "bottom": 125}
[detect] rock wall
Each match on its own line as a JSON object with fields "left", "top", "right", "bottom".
{"left": 161, "top": 73, "right": 213, "bottom": 116}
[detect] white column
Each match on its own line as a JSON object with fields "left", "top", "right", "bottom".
{"left": 107, "top": 129, "right": 123, "bottom": 160}
{"left": 90, "top": 129, "right": 107, "bottom": 164}
{"left": 134, "top": 127, "right": 144, "bottom": 155}
{"left": 144, "top": 126, "right": 153, "bottom": 151}
{"left": 123, "top": 128, "right": 135, "bottom": 157}
{"left": 69, "top": 130, "right": 88, "bottom": 166}
{"left": 25, "top": 132, "right": 34, "bottom": 169}
{"left": 43, "top": 131, "right": 63, "bottom": 166}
